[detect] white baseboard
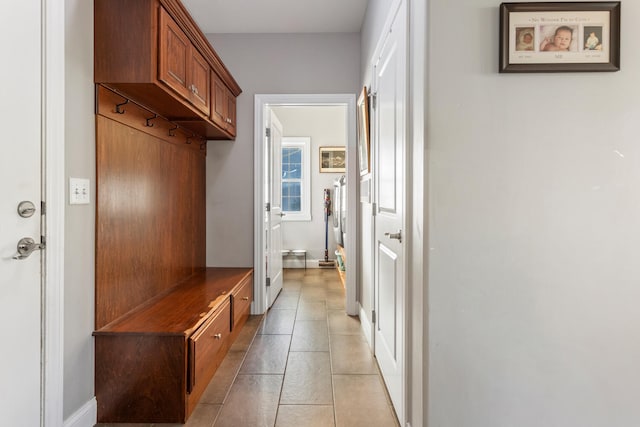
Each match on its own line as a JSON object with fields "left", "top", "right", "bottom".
{"left": 359, "top": 303, "right": 373, "bottom": 348}
{"left": 63, "top": 397, "right": 96, "bottom": 427}
{"left": 283, "top": 259, "right": 336, "bottom": 269}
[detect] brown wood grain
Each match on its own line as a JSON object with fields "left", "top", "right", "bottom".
{"left": 94, "top": 269, "right": 253, "bottom": 423}
{"left": 95, "top": 0, "right": 240, "bottom": 139}
{"left": 95, "top": 268, "right": 253, "bottom": 334}
{"left": 95, "top": 112, "right": 207, "bottom": 329}
{"left": 94, "top": 0, "right": 156, "bottom": 83}
{"left": 95, "top": 335, "right": 186, "bottom": 423}
{"left": 231, "top": 275, "right": 253, "bottom": 331}
{"left": 158, "top": 6, "right": 191, "bottom": 100}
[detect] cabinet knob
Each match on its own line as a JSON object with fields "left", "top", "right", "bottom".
{"left": 241, "top": 297, "right": 249, "bottom": 301}
{"left": 212, "top": 333, "right": 222, "bottom": 339}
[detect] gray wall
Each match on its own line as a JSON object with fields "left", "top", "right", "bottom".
{"left": 271, "top": 106, "right": 346, "bottom": 265}
{"left": 64, "top": 0, "right": 95, "bottom": 419}
{"left": 428, "top": 1, "right": 640, "bottom": 426}
{"left": 204, "top": 33, "right": 361, "bottom": 267}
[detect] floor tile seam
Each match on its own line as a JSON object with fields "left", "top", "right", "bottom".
{"left": 273, "top": 326, "right": 296, "bottom": 427}
{"left": 256, "top": 332, "right": 295, "bottom": 335}
{"left": 214, "top": 348, "right": 253, "bottom": 406}
{"left": 235, "top": 372, "right": 286, "bottom": 377}
{"left": 214, "top": 316, "right": 265, "bottom": 407}
{"left": 371, "top": 361, "right": 401, "bottom": 418}
{"left": 277, "top": 403, "right": 335, "bottom": 407}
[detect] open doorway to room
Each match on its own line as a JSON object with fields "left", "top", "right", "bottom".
{"left": 253, "top": 94, "right": 357, "bottom": 316}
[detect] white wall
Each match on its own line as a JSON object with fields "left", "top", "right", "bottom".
{"left": 271, "top": 106, "right": 346, "bottom": 266}
{"left": 64, "top": 0, "right": 96, "bottom": 419}
{"left": 204, "top": 33, "right": 360, "bottom": 267}
{"left": 428, "top": 1, "right": 640, "bottom": 426}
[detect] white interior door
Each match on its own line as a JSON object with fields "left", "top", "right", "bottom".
{"left": 0, "top": 1, "right": 44, "bottom": 425}
{"left": 373, "top": 1, "right": 406, "bottom": 423}
{"left": 266, "top": 108, "right": 284, "bottom": 307}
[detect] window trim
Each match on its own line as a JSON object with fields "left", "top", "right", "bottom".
{"left": 281, "top": 137, "right": 311, "bottom": 221}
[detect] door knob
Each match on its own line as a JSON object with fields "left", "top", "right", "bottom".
{"left": 13, "top": 237, "right": 45, "bottom": 260}
{"left": 384, "top": 230, "right": 402, "bottom": 243}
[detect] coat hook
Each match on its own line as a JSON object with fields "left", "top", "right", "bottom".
{"left": 145, "top": 114, "right": 158, "bottom": 127}
{"left": 186, "top": 135, "right": 196, "bottom": 144}
{"left": 115, "top": 99, "right": 129, "bottom": 114}
{"left": 169, "top": 125, "right": 178, "bottom": 137}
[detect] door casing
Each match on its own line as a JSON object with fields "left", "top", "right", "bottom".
{"left": 253, "top": 94, "right": 358, "bottom": 315}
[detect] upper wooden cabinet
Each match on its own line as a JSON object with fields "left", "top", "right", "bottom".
{"left": 211, "top": 71, "right": 236, "bottom": 138}
{"left": 95, "top": 0, "right": 241, "bottom": 139}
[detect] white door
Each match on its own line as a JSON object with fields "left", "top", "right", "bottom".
{"left": 265, "top": 108, "right": 284, "bottom": 307}
{"left": 373, "top": 1, "right": 406, "bottom": 423}
{"left": 0, "top": 1, "right": 44, "bottom": 425}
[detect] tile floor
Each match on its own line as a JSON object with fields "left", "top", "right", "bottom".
{"left": 97, "top": 268, "right": 399, "bottom": 427}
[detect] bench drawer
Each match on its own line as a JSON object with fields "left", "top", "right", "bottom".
{"left": 232, "top": 275, "right": 252, "bottom": 330}
{"left": 188, "top": 298, "right": 230, "bottom": 392}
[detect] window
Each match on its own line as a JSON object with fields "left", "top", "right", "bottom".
{"left": 281, "top": 137, "right": 311, "bottom": 221}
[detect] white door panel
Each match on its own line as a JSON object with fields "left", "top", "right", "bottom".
{"left": 373, "top": 0, "right": 406, "bottom": 423}
{"left": 0, "top": 0, "right": 43, "bottom": 424}
{"left": 377, "top": 243, "right": 398, "bottom": 356}
{"left": 266, "top": 109, "right": 284, "bottom": 307}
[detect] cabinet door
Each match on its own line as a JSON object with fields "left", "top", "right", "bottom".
{"left": 210, "top": 71, "right": 227, "bottom": 129}
{"left": 189, "top": 48, "right": 210, "bottom": 115}
{"left": 225, "top": 88, "right": 236, "bottom": 137}
{"left": 158, "top": 7, "right": 191, "bottom": 101}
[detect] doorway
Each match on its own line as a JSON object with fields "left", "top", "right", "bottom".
{"left": 253, "top": 94, "right": 357, "bottom": 316}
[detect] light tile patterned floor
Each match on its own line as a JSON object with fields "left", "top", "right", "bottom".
{"left": 96, "top": 268, "right": 399, "bottom": 427}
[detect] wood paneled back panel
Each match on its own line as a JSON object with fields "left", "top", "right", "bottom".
{"left": 96, "top": 108, "right": 206, "bottom": 329}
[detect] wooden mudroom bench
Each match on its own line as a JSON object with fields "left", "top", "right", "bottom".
{"left": 94, "top": 267, "right": 253, "bottom": 423}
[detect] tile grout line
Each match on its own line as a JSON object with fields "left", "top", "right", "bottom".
{"left": 272, "top": 282, "right": 298, "bottom": 427}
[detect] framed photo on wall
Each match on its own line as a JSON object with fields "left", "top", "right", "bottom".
{"left": 499, "top": 2, "right": 621, "bottom": 72}
{"left": 357, "top": 86, "right": 371, "bottom": 175}
{"left": 319, "top": 146, "right": 346, "bottom": 173}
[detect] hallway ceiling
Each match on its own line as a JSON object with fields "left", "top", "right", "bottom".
{"left": 182, "top": 0, "right": 369, "bottom": 34}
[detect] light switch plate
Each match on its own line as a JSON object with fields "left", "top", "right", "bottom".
{"left": 69, "top": 177, "right": 90, "bottom": 205}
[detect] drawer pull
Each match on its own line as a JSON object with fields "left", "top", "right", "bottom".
{"left": 241, "top": 297, "right": 249, "bottom": 301}
{"left": 212, "top": 333, "right": 222, "bottom": 339}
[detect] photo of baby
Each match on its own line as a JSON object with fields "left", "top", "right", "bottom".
{"left": 539, "top": 25, "right": 578, "bottom": 52}
{"left": 515, "top": 27, "right": 535, "bottom": 51}
{"left": 584, "top": 26, "right": 603, "bottom": 50}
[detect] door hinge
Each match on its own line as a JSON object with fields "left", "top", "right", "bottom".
{"left": 266, "top": 277, "right": 271, "bottom": 287}
{"left": 371, "top": 310, "right": 376, "bottom": 324}
{"left": 41, "top": 201, "right": 46, "bottom": 215}
{"left": 372, "top": 202, "right": 377, "bottom": 217}
{"left": 265, "top": 127, "right": 271, "bottom": 138}
{"left": 265, "top": 202, "right": 271, "bottom": 212}
{"left": 371, "top": 93, "right": 377, "bottom": 109}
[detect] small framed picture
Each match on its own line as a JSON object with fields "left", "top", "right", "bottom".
{"left": 319, "top": 146, "right": 346, "bottom": 173}
{"left": 499, "top": 2, "right": 621, "bottom": 72}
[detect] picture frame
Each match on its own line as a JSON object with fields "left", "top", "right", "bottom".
{"left": 319, "top": 146, "right": 346, "bottom": 173}
{"left": 499, "top": 2, "right": 620, "bottom": 73}
{"left": 357, "top": 86, "right": 371, "bottom": 175}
